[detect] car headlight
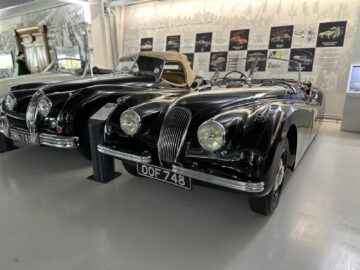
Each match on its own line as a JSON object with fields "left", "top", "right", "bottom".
{"left": 120, "top": 109, "right": 141, "bottom": 136}
{"left": 37, "top": 96, "right": 52, "bottom": 117}
{"left": 4, "top": 93, "right": 17, "bottom": 111}
{"left": 197, "top": 120, "right": 225, "bottom": 152}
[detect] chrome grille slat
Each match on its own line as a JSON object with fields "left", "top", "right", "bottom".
{"left": 26, "top": 90, "right": 44, "bottom": 128}
{"left": 158, "top": 107, "right": 191, "bottom": 167}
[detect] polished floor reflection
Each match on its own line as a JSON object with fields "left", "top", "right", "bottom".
{"left": 0, "top": 122, "right": 359, "bottom": 270}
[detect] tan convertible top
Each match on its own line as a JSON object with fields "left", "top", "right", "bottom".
{"left": 139, "top": 52, "right": 196, "bottom": 88}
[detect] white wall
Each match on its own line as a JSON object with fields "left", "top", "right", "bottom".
{"left": 120, "top": 0, "right": 360, "bottom": 117}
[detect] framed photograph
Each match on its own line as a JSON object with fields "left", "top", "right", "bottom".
{"left": 269, "top": 25, "right": 294, "bottom": 49}
{"left": 195, "top": 32, "right": 212, "bottom": 53}
{"left": 245, "top": 50, "right": 268, "bottom": 72}
{"left": 140, "top": 38, "right": 153, "bottom": 52}
{"left": 184, "top": 53, "right": 194, "bottom": 68}
{"left": 0, "top": 52, "right": 14, "bottom": 69}
{"left": 347, "top": 65, "right": 360, "bottom": 93}
{"left": 289, "top": 48, "right": 315, "bottom": 72}
{"left": 166, "top": 35, "right": 181, "bottom": 52}
{"left": 229, "top": 29, "right": 249, "bottom": 51}
{"left": 316, "top": 21, "right": 347, "bottom": 47}
{"left": 209, "top": 52, "right": 228, "bottom": 72}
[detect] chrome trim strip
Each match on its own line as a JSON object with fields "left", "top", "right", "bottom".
{"left": 97, "top": 145, "right": 152, "bottom": 164}
{"left": 172, "top": 165, "right": 265, "bottom": 193}
{"left": 39, "top": 133, "right": 79, "bottom": 149}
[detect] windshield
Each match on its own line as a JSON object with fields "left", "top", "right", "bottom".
{"left": 44, "top": 58, "right": 86, "bottom": 76}
{"left": 113, "top": 55, "right": 137, "bottom": 74}
{"left": 213, "top": 55, "right": 302, "bottom": 86}
{"left": 114, "top": 55, "right": 165, "bottom": 81}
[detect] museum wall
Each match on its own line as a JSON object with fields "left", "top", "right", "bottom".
{"left": 120, "top": 0, "right": 360, "bottom": 117}
{"left": 0, "top": 4, "right": 90, "bottom": 79}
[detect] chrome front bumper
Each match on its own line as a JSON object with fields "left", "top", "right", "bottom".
{"left": 97, "top": 145, "right": 264, "bottom": 193}
{"left": 97, "top": 145, "right": 152, "bottom": 164}
{"left": 0, "top": 116, "right": 78, "bottom": 149}
{"left": 172, "top": 166, "right": 265, "bottom": 193}
{"left": 39, "top": 133, "right": 79, "bottom": 149}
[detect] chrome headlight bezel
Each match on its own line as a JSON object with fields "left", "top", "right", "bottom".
{"left": 120, "top": 109, "right": 141, "bottom": 136}
{"left": 4, "top": 93, "right": 17, "bottom": 111}
{"left": 197, "top": 120, "right": 226, "bottom": 152}
{"left": 37, "top": 96, "right": 52, "bottom": 117}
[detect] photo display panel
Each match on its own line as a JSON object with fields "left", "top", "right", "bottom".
{"left": 140, "top": 38, "right": 153, "bottom": 52}
{"left": 245, "top": 50, "right": 268, "bottom": 72}
{"left": 209, "top": 52, "right": 228, "bottom": 71}
{"left": 166, "top": 35, "right": 181, "bottom": 52}
{"left": 289, "top": 48, "right": 315, "bottom": 72}
{"left": 269, "top": 25, "right": 294, "bottom": 49}
{"left": 316, "top": 21, "right": 347, "bottom": 47}
{"left": 229, "top": 29, "right": 250, "bottom": 51}
{"left": 195, "top": 32, "right": 212, "bottom": 53}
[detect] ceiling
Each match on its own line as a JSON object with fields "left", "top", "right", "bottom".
{"left": 0, "top": 0, "right": 34, "bottom": 10}
{"left": 0, "top": 0, "right": 161, "bottom": 20}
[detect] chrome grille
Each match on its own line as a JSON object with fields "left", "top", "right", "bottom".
{"left": 26, "top": 90, "right": 44, "bottom": 128}
{"left": 158, "top": 107, "right": 191, "bottom": 167}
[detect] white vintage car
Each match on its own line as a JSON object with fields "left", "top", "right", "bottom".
{"left": 0, "top": 58, "right": 105, "bottom": 100}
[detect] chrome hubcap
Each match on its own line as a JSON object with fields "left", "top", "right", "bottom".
{"left": 274, "top": 158, "right": 285, "bottom": 191}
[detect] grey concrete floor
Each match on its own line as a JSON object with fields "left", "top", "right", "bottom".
{"left": 0, "top": 122, "right": 359, "bottom": 270}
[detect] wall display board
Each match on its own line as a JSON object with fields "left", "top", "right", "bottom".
{"left": 0, "top": 52, "right": 14, "bottom": 69}
{"left": 184, "top": 53, "right": 194, "bottom": 68}
{"left": 316, "top": 21, "right": 347, "bottom": 47}
{"left": 229, "top": 29, "right": 249, "bottom": 51}
{"left": 122, "top": 0, "right": 359, "bottom": 116}
{"left": 166, "top": 35, "right": 181, "bottom": 52}
{"left": 195, "top": 32, "right": 212, "bottom": 53}
{"left": 140, "top": 38, "right": 153, "bottom": 52}
{"left": 347, "top": 65, "right": 360, "bottom": 93}
{"left": 245, "top": 50, "right": 268, "bottom": 72}
{"left": 209, "top": 52, "right": 228, "bottom": 71}
{"left": 289, "top": 48, "right": 315, "bottom": 72}
{"left": 269, "top": 25, "right": 294, "bottom": 49}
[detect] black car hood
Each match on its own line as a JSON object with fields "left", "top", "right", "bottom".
{"left": 171, "top": 87, "right": 287, "bottom": 119}
{"left": 40, "top": 73, "right": 154, "bottom": 95}
{"left": 5, "top": 73, "right": 155, "bottom": 114}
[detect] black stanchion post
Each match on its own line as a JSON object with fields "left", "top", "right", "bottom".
{"left": 0, "top": 133, "right": 17, "bottom": 153}
{"left": 87, "top": 103, "right": 121, "bottom": 183}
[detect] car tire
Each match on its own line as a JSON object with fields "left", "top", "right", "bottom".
{"left": 122, "top": 161, "right": 140, "bottom": 176}
{"left": 248, "top": 139, "right": 289, "bottom": 215}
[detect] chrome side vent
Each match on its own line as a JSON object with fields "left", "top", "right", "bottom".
{"left": 26, "top": 90, "right": 44, "bottom": 128}
{"left": 158, "top": 107, "right": 191, "bottom": 167}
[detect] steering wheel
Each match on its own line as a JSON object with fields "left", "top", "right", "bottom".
{"left": 224, "top": 70, "right": 247, "bottom": 80}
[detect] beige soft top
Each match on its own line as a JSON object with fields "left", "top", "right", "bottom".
{"left": 139, "top": 51, "right": 196, "bottom": 88}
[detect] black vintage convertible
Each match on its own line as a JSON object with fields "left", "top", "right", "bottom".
{"left": 0, "top": 52, "right": 207, "bottom": 159}
{"left": 98, "top": 57, "right": 324, "bottom": 215}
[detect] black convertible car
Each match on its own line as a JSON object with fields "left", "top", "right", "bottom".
{"left": 98, "top": 57, "right": 324, "bottom": 215}
{"left": 0, "top": 52, "right": 207, "bottom": 159}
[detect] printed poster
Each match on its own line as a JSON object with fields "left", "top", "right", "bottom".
{"left": 166, "top": 35, "right": 181, "bottom": 52}
{"left": 229, "top": 29, "right": 250, "bottom": 51}
{"left": 140, "top": 38, "right": 153, "bottom": 52}
{"left": 209, "top": 52, "right": 228, "bottom": 72}
{"left": 269, "top": 25, "right": 294, "bottom": 49}
{"left": 195, "top": 32, "right": 212, "bottom": 53}
{"left": 316, "top": 21, "right": 347, "bottom": 47}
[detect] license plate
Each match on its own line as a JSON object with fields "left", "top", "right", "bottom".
{"left": 137, "top": 163, "right": 192, "bottom": 190}
{"left": 9, "top": 130, "right": 32, "bottom": 143}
